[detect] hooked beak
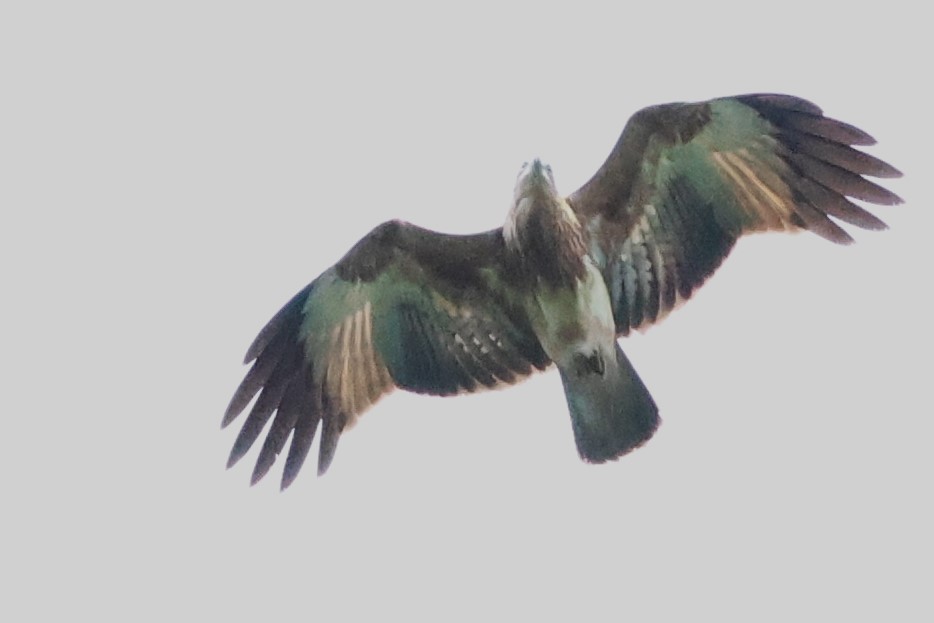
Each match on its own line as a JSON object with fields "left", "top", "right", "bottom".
{"left": 515, "top": 158, "right": 557, "bottom": 200}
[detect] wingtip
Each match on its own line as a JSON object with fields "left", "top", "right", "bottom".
{"left": 861, "top": 215, "right": 890, "bottom": 232}
{"left": 243, "top": 345, "right": 260, "bottom": 365}
{"left": 281, "top": 458, "right": 316, "bottom": 489}
{"left": 226, "top": 429, "right": 259, "bottom": 471}
{"left": 316, "top": 457, "right": 333, "bottom": 478}
{"left": 878, "top": 190, "right": 904, "bottom": 206}
{"left": 280, "top": 471, "right": 297, "bottom": 491}
{"left": 226, "top": 449, "right": 242, "bottom": 471}
{"left": 220, "top": 406, "right": 239, "bottom": 429}
{"left": 874, "top": 163, "right": 903, "bottom": 180}
{"left": 828, "top": 118, "right": 877, "bottom": 147}
{"left": 249, "top": 448, "right": 280, "bottom": 486}
{"left": 250, "top": 453, "right": 279, "bottom": 486}
{"left": 243, "top": 324, "right": 275, "bottom": 364}
{"left": 281, "top": 441, "right": 314, "bottom": 489}
{"left": 737, "top": 93, "right": 824, "bottom": 117}
{"left": 280, "top": 453, "right": 303, "bottom": 490}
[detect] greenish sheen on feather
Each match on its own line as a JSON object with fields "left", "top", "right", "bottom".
{"left": 644, "top": 100, "right": 782, "bottom": 235}
{"left": 705, "top": 99, "right": 776, "bottom": 149}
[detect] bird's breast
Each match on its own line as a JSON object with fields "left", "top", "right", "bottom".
{"left": 527, "top": 260, "right": 616, "bottom": 367}
{"left": 505, "top": 194, "right": 590, "bottom": 290}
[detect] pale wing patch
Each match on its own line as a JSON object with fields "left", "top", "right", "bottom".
{"left": 641, "top": 204, "right": 671, "bottom": 315}
{"left": 324, "top": 300, "right": 393, "bottom": 428}
{"left": 711, "top": 149, "right": 797, "bottom": 232}
{"left": 621, "top": 207, "right": 689, "bottom": 332}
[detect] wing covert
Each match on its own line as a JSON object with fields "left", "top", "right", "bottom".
{"left": 569, "top": 94, "right": 902, "bottom": 335}
{"left": 223, "top": 221, "right": 549, "bottom": 487}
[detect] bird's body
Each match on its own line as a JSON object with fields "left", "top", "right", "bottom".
{"left": 507, "top": 160, "right": 612, "bottom": 367}
{"left": 506, "top": 160, "right": 660, "bottom": 460}
{"left": 224, "top": 94, "right": 901, "bottom": 488}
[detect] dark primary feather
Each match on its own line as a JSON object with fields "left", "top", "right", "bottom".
{"left": 569, "top": 93, "right": 902, "bottom": 335}
{"left": 224, "top": 289, "right": 313, "bottom": 485}
{"left": 224, "top": 221, "right": 549, "bottom": 488}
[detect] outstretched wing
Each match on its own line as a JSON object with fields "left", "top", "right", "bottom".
{"left": 223, "top": 220, "right": 550, "bottom": 488}
{"left": 568, "top": 94, "right": 902, "bottom": 335}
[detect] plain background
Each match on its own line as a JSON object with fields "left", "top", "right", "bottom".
{"left": 3, "top": 2, "right": 931, "bottom": 621}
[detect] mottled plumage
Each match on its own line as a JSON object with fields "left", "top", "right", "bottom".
{"left": 224, "top": 93, "right": 901, "bottom": 488}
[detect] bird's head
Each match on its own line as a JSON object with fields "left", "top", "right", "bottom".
{"left": 505, "top": 158, "right": 581, "bottom": 257}
{"left": 513, "top": 158, "right": 558, "bottom": 204}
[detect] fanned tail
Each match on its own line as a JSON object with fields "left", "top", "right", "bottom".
{"left": 559, "top": 343, "right": 660, "bottom": 462}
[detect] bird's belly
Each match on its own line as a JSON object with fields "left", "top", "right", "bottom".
{"left": 530, "top": 261, "right": 616, "bottom": 366}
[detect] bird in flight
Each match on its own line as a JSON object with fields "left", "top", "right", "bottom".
{"left": 224, "top": 93, "right": 901, "bottom": 489}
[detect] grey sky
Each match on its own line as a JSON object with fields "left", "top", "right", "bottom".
{"left": 3, "top": 2, "right": 930, "bottom": 621}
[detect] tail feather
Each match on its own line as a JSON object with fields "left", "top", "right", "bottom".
{"left": 559, "top": 343, "right": 660, "bottom": 463}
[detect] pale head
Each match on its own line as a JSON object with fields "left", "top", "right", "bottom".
{"left": 504, "top": 158, "right": 582, "bottom": 257}
{"left": 513, "top": 158, "right": 558, "bottom": 204}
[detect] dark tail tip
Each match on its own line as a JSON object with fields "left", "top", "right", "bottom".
{"left": 563, "top": 343, "right": 661, "bottom": 464}
{"left": 573, "top": 405, "right": 660, "bottom": 464}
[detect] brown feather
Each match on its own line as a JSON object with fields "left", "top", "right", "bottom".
{"left": 794, "top": 177, "right": 889, "bottom": 231}
{"left": 782, "top": 129, "right": 901, "bottom": 178}
{"left": 280, "top": 378, "right": 321, "bottom": 489}
{"left": 789, "top": 195, "right": 854, "bottom": 244}
{"left": 568, "top": 101, "right": 713, "bottom": 221}
{"left": 781, "top": 114, "right": 877, "bottom": 146}
{"left": 785, "top": 151, "right": 903, "bottom": 205}
{"left": 223, "top": 336, "right": 282, "bottom": 427}
{"left": 249, "top": 364, "right": 320, "bottom": 486}
{"left": 738, "top": 94, "right": 823, "bottom": 115}
{"left": 227, "top": 359, "right": 296, "bottom": 469}
{"left": 317, "top": 403, "right": 343, "bottom": 476}
{"left": 243, "top": 285, "right": 311, "bottom": 363}
{"left": 251, "top": 393, "right": 301, "bottom": 485}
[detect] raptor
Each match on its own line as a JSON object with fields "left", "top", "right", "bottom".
{"left": 223, "top": 94, "right": 901, "bottom": 488}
